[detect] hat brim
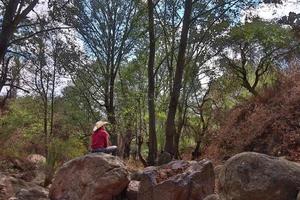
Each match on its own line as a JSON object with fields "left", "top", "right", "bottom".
{"left": 93, "top": 121, "right": 109, "bottom": 132}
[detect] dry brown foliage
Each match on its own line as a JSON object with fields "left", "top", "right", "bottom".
{"left": 204, "top": 71, "right": 300, "bottom": 162}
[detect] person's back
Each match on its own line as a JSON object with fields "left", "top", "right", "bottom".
{"left": 91, "top": 127, "right": 108, "bottom": 150}
{"left": 90, "top": 121, "right": 117, "bottom": 155}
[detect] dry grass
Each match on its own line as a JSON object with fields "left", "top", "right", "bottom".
{"left": 124, "top": 158, "right": 145, "bottom": 172}
{"left": 203, "top": 71, "right": 300, "bottom": 162}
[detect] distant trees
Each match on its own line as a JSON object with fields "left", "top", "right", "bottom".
{"left": 163, "top": 0, "right": 257, "bottom": 157}
{"left": 221, "top": 20, "right": 296, "bottom": 96}
{"left": 2, "top": 0, "right": 299, "bottom": 169}
{"left": 0, "top": 0, "right": 38, "bottom": 97}
{"left": 0, "top": 0, "right": 71, "bottom": 106}
{"left": 0, "top": 0, "right": 38, "bottom": 63}
{"left": 24, "top": 31, "right": 68, "bottom": 186}
{"left": 56, "top": 0, "right": 141, "bottom": 130}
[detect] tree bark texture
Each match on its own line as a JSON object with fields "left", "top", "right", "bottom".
{"left": 164, "top": 0, "right": 193, "bottom": 155}
{"left": 147, "top": 0, "right": 158, "bottom": 166}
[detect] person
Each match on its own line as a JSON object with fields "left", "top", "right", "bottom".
{"left": 90, "top": 120, "right": 117, "bottom": 155}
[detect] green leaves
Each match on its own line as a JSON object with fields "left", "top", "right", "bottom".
{"left": 229, "top": 19, "right": 293, "bottom": 48}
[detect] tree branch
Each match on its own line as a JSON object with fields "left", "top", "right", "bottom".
{"left": 9, "top": 26, "right": 72, "bottom": 45}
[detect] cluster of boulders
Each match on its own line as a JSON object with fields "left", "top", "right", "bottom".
{"left": 0, "top": 154, "right": 48, "bottom": 200}
{"left": 2, "top": 152, "right": 300, "bottom": 200}
{"left": 48, "top": 152, "right": 300, "bottom": 200}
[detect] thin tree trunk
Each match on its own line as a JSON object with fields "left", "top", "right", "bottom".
{"left": 164, "top": 0, "right": 193, "bottom": 155}
{"left": 43, "top": 98, "right": 48, "bottom": 158}
{"left": 106, "top": 79, "right": 117, "bottom": 145}
{"left": 192, "top": 141, "right": 201, "bottom": 160}
{"left": 147, "top": 0, "right": 157, "bottom": 166}
{"left": 138, "top": 134, "right": 147, "bottom": 167}
{"left": 50, "top": 58, "right": 56, "bottom": 138}
{"left": 123, "top": 128, "right": 132, "bottom": 159}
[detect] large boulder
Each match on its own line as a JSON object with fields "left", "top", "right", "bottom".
{"left": 0, "top": 173, "right": 49, "bottom": 200}
{"left": 218, "top": 152, "right": 300, "bottom": 200}
{"left": 49, "top": 153, "right": 130, "bottom": 200}
{"left": 138, "top": 159, "right": 215, "bottom": 200}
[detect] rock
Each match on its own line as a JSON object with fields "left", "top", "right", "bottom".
{"left": 213, "top": 165, "right": 223, "bottom": 179}
{"left": 214, "top": 165, "right": 223, "bottom": 192}
{"left": 14, "top": 187, "right": 49, "bottom": 200}
{"left": 9, "top": 157, "right": 36, "bottom": 172}
{"left": 219, "top": 152, "right": 300, "bottom": 200}
{"left": 126, "top": 180, "right": 140, "bottom": 200}
{"left": 157, "top": 152, "right": 173, "bottom": 165}
{"left": 49, "top": 153, "right": 130, "bottom": 200}
{"left": 0, "top": 173, "right": 48, "bottom": 200}
{"left": 297, "top": 191, "right": 300, "bottom": 200}
{"left": 203, "top": 194, "right": 220, "bottom": 200}
{"left": 0, "top": 173, "right": 13, "bottom": 200}
{"left": 12, "top": 168, "right": 45, "bottom": 186}
{"left": 138, "top": 159, "right": 215, "bottom": 200}
{"left": 130, "top": 170, "right": 143, "bottom": 181}
{"left": 31, "top": 169, "right": 46, "bottom": 186}
{"left": 26, "top": 154, "right": 46, "bottom": 166}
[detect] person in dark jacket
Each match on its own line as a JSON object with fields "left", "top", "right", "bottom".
{"left": 90, "top": 121, "right": 117, "bottom": 155}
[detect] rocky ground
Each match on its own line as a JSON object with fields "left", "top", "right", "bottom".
{"left": 0, "top": 154, "right": 48, "bottom": 200}
{"left": 1, "top": 152, "right": 300, "bottom": 200}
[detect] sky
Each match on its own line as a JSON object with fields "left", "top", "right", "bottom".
{"left": 246, "top": 0, "right": 300, "bottom": 20}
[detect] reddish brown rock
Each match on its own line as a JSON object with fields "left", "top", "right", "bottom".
{"left": 126, "top": 180, "right": 140, "bottom": 200}
{"left": 138, "top": 159, "right": 215, "bottom": 200}
{"left": 203, "top": 194, "right": 220, "bottom": 200}
{"left": 49, "top": 153, "right": 129, "bottom": 200}
{"left": 0, "top": 173, "right": 48, "bottom": 200}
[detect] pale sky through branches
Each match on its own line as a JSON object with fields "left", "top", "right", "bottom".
{"left": 245, "top": 0, "right": 300, "bottom": 20}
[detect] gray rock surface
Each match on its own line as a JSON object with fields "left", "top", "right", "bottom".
{"left": 218, "top": 152, "right": 300, "bottom": 200}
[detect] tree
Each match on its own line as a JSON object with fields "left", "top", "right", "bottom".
{"left": 191, "top": 82, "right": 212, "bottom": 160}
{"left": 0, "top": 0, "right": 38, "bottom": 93}
{"left": 57, "top": 0, "right": 140, "bottom": 131}
{"left": 162, "top": 0, "right": 256, "bottom": 156}
{"left": 146, "top": 0, "right": 158, "bottom": 165}
{"left": 164, "top": 0, "right": 193, "bottom": 155}
{"left": 221, "top": 20, "right": 296, "bottom": 96}
{"left": 22, "top": 26, "right": 73, "bottom": 185}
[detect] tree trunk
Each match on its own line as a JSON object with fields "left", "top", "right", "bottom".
{"left": 0, "top": 0, "right": 38, "bottom": 94}
{"left": 138, "top": 135, "right": 147, "bottom": 167}
{"left": 192, "top": 140, "right": 201, "bottom": 160}
{"left": 106, "top": 79, "right": 117, "bottom": 145}
{"left": 173, "top": 130, "right": 181, "bottom": 159}
{"left": 164, "top": 0, "right": 193, "bottom": 155}
{"left": 147, "top": 0, "right": 157, "bottom": 166}
{"left": 0, "top": 0, "right": 18, "bottom": 63}
{"left": 123, "top": 128, "right": 132, "bottom": 159}
{"left": 43, "top": 98, "right": 48, "bottom": 159}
